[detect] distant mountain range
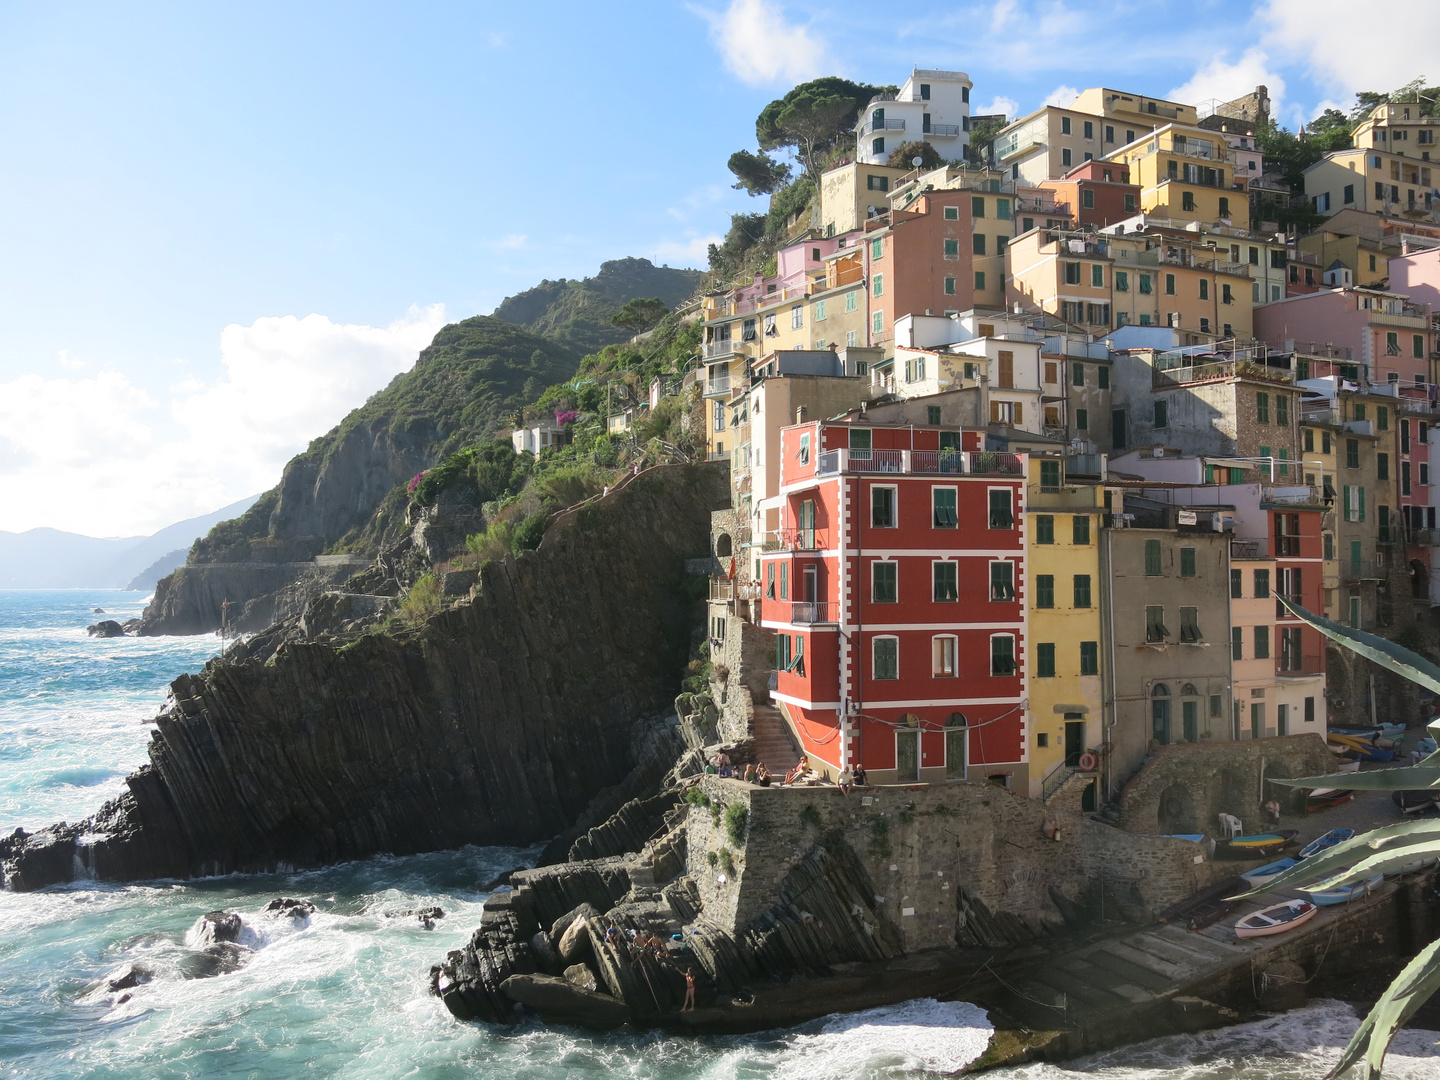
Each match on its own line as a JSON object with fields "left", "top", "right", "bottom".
{"left": 0, "top": 495, "right": 262, "bottom": 590}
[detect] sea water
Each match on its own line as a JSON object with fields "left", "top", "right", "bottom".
{"left": 1, "top": 590, "right": 1438, "bottom": 1079}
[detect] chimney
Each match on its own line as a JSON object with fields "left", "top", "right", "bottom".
{"left": 796, "top": 405, "right": 808, "bottom": 424}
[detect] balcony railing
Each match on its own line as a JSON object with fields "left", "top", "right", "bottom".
{"left": 791, "top": 601, "right": 836, "bottom": 625}
{"left": 710, "top": 578, "right": 762, "bottom": 602}
{"left": 1278, "top": 654, "right": 1325, "bottom": 677}
{"left": 929, "top": 123, "right": 961, "bottom": 137}
{"left": 1231, "top": 539, "right": 1264, "bottom": 559}
{"left": 705, "top": 340, "right": 740, "bottom": 359}
{"left": 705, "top": 373, "right": 732, "bottom": 396}
{"left": 813, "top": 448, "right": 1022, "bottom": 477}
{"left": 1153, "top": 357, "right": 1293, "bottom": 388}
{"left": 872, "top": 118, "right": 906, "bottom": 131}
{"left": 775, "top": 528, "right": 829, "bottom": 551}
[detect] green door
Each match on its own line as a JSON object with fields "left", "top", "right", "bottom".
{"left": 1182, "top": 700, "right": 1199, "bottom": 743}
{"left": 945, "top": 728, "right": 966, "bottom": 779}
{"left": 896, "top": 730, "right": 918, "bottom": 781}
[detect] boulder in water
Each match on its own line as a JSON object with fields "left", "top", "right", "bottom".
{"left": 182, "top": 941, "right": 251, "bottom": 979}
{"left": 86, "top": 620, "right": 126, "bottom": 638}
{"left": 558, "top": 914, "right": 594, "bottom": 965}
{"left": 531, "top": 931, "right": 562, "bottom": 974}
{"left": 416, "top": 905, "right": 444, "bottom": 929}
{"left": 563, "top": 963, "right": 598, "bottom": 993}
{"left": 500, "top": 973, "right": 631, "bottom": 1029}
{"left": 262, "top": 897, "right": 316, "bottom": 921}
{"left": 192, "top": 910, "right": 244, "bottom": 946}
{"left": 92, "top": 608, "right": 106, "bottom": 614}
{"left": 550, "top": 901, "right": 599, "bottom": 943}
{"left": 105, "top": 961, "right": 155, "bottom": 992}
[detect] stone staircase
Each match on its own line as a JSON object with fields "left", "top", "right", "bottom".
{"left": 751, "top": 703, "right": 800, "bottom": 772}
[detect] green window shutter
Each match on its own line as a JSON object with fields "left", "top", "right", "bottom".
{"left": 1073, "top": 574, "right": 1091, "bottom": 608}
{"left": 1036, "top": 643, "right": 1056, "bottom": 678}
{"left": 1036, "top": 574, "right": 1054, "bottom": 608}
{"left": 1145, "top": 539, "right": 1162, "bottom": 576}
{"left": 1359, "top": 486, "right": 1366, "bottom": 522}
{"left": 1232, "top": 626, "right": 1243, "bottom": 660}
{"left": 1072, "top": 515, "right": 1090, "bottom": 544}
{"left": 1072, "top": 363, "right": 1085, "bottom": 386}
{"left": 1079, "top": 641, "right": 1098, "bottom": 675}
{"left": 1180, "top": 547, "right": 1196, "bottom": 577}
{"left": 1036, "top": 515, "right": 1054, "bottom": 543}
{"left": 1343, "top": 485, "right": 1351, "bottom": 521}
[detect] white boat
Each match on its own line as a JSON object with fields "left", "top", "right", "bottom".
{"left": 1235, "top": 899, "right": 1319, "bottom": 939}
{"left": 1240, "top": 857, "right": 1298, "bottom": 889}
{"left": 1302, "top": 874, "right": 1383, "bottom": 906}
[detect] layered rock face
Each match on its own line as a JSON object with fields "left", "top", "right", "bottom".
{"left": 1, "top": 464, "right": 726, "bottom": 889}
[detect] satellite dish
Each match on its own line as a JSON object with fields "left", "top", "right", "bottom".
{"left": 912, "top": 156, "right": 924, "bottom": 167}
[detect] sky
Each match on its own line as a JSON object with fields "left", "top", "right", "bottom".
{"left": 0, "top": 0, "right": 1434, "bottom": 537}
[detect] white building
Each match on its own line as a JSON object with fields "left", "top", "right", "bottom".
{"left": 511, "top": 425, "right": 571, "bottom": 455}
{"left": 854, "top": 68, "right": 972, "bottom": 166}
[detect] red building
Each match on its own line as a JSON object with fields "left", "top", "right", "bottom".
{"left": 759, "top": 418, "right": 1029, "bottom": 786}
{"left": 1039, "top": 160, "right": 1139, "bottom": 228}
{"left": 1270, "top": 502, "right": 1328, "bottom": 682}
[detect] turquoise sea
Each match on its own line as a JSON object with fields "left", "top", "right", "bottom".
{"left": 2, "top": 589, "right": 1438, "bottom": 1079}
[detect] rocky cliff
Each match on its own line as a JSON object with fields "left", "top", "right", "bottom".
{"left": 2, "top": 464, "right": 727, "bottom": 890}
{"left": 138, "top": 316, "right": 581, "bottom": 636}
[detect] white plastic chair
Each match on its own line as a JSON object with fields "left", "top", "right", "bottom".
{"left": 1218, "top": 813, "right": 1243, "bottom": 838}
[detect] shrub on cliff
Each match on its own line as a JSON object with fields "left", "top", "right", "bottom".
{"left": 398, "top": 573, "right": 442, "bottom": 626}
{"left": 723, "top": 803, "right": 748, "bottom": 846}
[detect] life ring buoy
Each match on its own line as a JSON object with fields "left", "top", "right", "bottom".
{"left": 1078, "top": 752, "right": 1098, "bottom": 772}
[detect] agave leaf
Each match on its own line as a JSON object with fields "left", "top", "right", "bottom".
{"left": 1277, "top": 596, "right": 1440, "bottom": 695}
{"left": 1304, "top": 846, "right": 1440, "bottom": 892}
{"left": 1271, "top": 766, "right": 1440, "bottom": 791}
{"left": 1326, "top": 935, "right": 1440, "bottom": 1080}
{"left": 1226, "top": 820, "right": 1440, "bottom": 900}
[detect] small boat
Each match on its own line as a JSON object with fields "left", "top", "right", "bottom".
{"left": 1302, "top": 874, "right": 1383, "bottom": 906}
{"left": 1241, "top": 857, "right": 1298, "bottom": 888}
{"left": 1214, "top": 830, "right": 1299, "bottom": 860}
{"left": 1388, "top": 859, "right": 1430, "bottom": 877}
{"left": 1334, "top": 757, "right": 1361, "bottom": 774}
{"left": 1298, "top": 828, "right": 1356, "bottom": 859}
{"left": 1392, "top": 790, "right": 1439, "bottom": 814}
{"left": 1235, "top": 898, "right": 1319, "bottom": 939}
{"left": 1306, "top": 788, "right": 1355, "bottom": 811}
{"left": 1163, "top": 833, "right": 1207, "bottom": 843}
{"left": 1159, "top": 875, "right": 1247, "bottom": 932}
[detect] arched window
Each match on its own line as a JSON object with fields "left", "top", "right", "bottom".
{"left": 945, "top": 711, "right": 968, "bottom": 727}
{"left": 1151, "top": 684, "right": 1172, "bottom": 745}
{"left": 715, "top": 533, "right": 733, "bottom": 558}
{"left": 899, "top": 712, "right": 921, "bottom": 728}
{"left": 1181, "top": 683, "right": 1199, "bottom": 697}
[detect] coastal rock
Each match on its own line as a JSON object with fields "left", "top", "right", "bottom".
{"left": 549, "top": 902, "right": 599, "bottom": 943}
{"left": 558, "top": 914, "right": 594, "bottom": 964}
{"left": 182, "top": 942, "right": 251, "bottom": 979}
{"left": 192, "top": 911, "right": 245, "bottom": 946}
{"left": 263, "top": 897, "right": 316, "bottom": 921}
{"left": 563, "top": 963, "right": 598, "bottom": 992}
{"left": 530, "top": 931, "right": 562, "bottom": 974}
{"left": 86, "top": 620, "right": 126, "bottom": 638}
{"left": 499, "top": 973, "right": 632, "bottom": 1028}
{"left": 0, "top": 465, "right": 725, "bottom": 891}
{"left": 105, "top": 961, "right": 154, "bottom": 992}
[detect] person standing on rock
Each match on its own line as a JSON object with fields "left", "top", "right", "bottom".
{"left": 683, "top": 967, "right": 696, "bottom": 1011}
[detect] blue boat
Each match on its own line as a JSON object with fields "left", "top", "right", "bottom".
{"left": 1302, "top": 873, "right": 1383, "bottom": 905}
{"left": 1164, "top": 834, "right": 1206, "bottom": 843}
{"left": 1240, "top": 857, "right": 1299, "bottom": 888}
{"left": 1298, "top": 828, "right": 1356, "bottom": 859}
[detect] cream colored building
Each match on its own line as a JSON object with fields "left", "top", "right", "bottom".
{"left": 1305, "top": 146, "right": 1437, "bottom": 222}
{"left": 1104, "top": 123, "right": 1241, "bottom": 226}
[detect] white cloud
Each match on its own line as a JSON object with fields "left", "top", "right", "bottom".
{"left": 692, "top": 0, "right": 831, "bottom": 87}
{"left": 56, "top": 349, "right": 85, "bottom": 370}
{"left": 991, "top": 0, "right": 1018, "bottom": 32}
{"left": 1260, "top": 1, "right": 1439, "bottom": 107}
{"left": 1042, "top": 85, "right": 1078, "bottom": 108}
{"left": 647, "top": 234, "right": 722, "bottom": 268}
{"left": 0, "top": 305, "right": 448, "bottom": 536}
{"left": 975, "top": 96, "right": 1019, "bottom": 120}
{"left": 1168, "top": 48, "right": 1285, "bottom": 120}
{"left": 496, "top": 234, "right": 527, "bottom": 250}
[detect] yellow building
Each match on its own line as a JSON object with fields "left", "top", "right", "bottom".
{"left": 818, "top": 161, "right": 913, "bottom": 237}
{"left": 1024, "top": 454, "right": 1105, "bottom": 800}
{"left": 1105, "top": 124, "right": 1241, "bottom": 225}
{"left": 1305, "top": 146, "right": 1437, "bottom": 221}
{"left": 1350, "top": 102, "right": 1440, "bottom": 159}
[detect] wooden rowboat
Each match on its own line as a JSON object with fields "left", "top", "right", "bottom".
{"left": 1298, "top": 828, "right": 1355, "bottom": 859}
{"left": 1240, "top": 857, "right": 1298, "bottom": 888}
{"left": 1214, "top": 830, "right": 1299, "bottom": 860}
{"left": 1306, "top": 787, "right": 1355, "bottom": 811}
{"left": 1392, "top": 790, "right": 1439, "bottom": 814}
{"left": 1235, "top": 898, "right": 1318, "bottom": 939}
{"left": 1302, "top": 874, "right": 1383, "bottom": 906}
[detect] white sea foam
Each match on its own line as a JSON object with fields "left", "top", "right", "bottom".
{"left": 766, "top": 998, "right": 994, "bottom": 1079}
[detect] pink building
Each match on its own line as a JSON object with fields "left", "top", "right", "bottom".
{"left": 1390, "top": 245, "right": 1440, "bottom": 314}
{"left": 1254, "top": 287, "right": 1434, "bottom": 391}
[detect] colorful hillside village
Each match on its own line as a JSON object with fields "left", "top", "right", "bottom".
{"left": 686, "top": 73, "right": 1440, "bottom": 806}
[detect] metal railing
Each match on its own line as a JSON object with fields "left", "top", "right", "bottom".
{"left": 872, "top": 118, "right": 906, "bottom": 131}
{"left": 929, "top": 123, "right": 961, "bottom": 137}
{"left": 1153, "top": 357, "right": 1293, "bottom": 388}
{"left": 775, "top": 528, "right": 828, "bottom": 551}
{"left": 1278, "top": 654, "right": 1325, "bottom": 676}
{"left": 813, "top": 448, "right": 1021, "bottom": 477}
{"left": 709, "top": 578, "right": 762, "bottom": 602}
{"left": 791, "top": 601, "right": 836, "bottom": 625}
{"left": 705, "top": 340, "right": 739, "bottom": 359}
{"left": 1231, "top": 539, "right": 1264, "bottom": 559}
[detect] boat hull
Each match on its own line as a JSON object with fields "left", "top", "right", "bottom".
{"left": 1235, "top": 900, "right": 1319, "bottom": 939}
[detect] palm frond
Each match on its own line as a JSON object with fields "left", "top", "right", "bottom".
{"left": 1277, "top": 596, "right": 1440, "bottom": 695}
{"left": 1327, "top": 936, "right": 1440, "bottom": 1080}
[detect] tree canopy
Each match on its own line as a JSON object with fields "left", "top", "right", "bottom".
{"left": 886, "top": 140, "right": 944, "bottom": 170}
{"left": 755, "top": 77, "right": 895, "bottom": 181}
{"left": 610, "top": 297, "right": 670, "bottom": 333}
{"left": 727, "top": 149, "right": 791, "bottom": 196}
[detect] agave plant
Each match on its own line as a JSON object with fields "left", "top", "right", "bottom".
{"left": 1228, "top": 597, "right": 1440, "bottom": 1078}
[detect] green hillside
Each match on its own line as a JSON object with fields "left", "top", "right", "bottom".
{"left": 493, "top": 257, "right": 703, "bottom": 354}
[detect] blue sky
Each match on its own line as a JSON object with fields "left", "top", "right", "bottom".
{"left": 0, "top": 0, "right": 1431, "bottom": 535}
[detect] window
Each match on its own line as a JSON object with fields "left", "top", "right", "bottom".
{"left": 798, "top": 432, "right": 810, "bottom": 465}
{"left": 971, "top": 233, "right": 987, "bottom": 257}
{"left": 1139, "top": 272, "right": 1152, "bottom": 294}
{"left": 775, "top": 633, "right": 791, "bottom": 671}
{"left": 871, "top": 485, "right": 896, "bottom": 527}
{"left": 844, "top": 290, "right": 857, "bottom": 313}
{"left": 765, "top": 561, "right": 775, "bottom": 598}
{"left": 1346, "top": 439, "right": 1360, "bottom": 468}
{"left": 1154, "top": 400, "right": 1168, "bottom": 428}
{"left": 1180, "top": 547, "right": 1196, "bottom": 577}
{"left": 933, "top": 561, "right": 958, "bottom": 602}
{"left": 1061, "top": 116, "right": 1072, "bottom": 135}
{"left": 1165, "top": 273, "right": 1176, "bottom": 295}
{"left": 1145, "top": 538, "right": 1162, "bottom": 576}
{"left": 1035, "top": 574, "right": 1054, "bottom": 608}
{"left": 1180, "top": 606, "right": 1201, "bottom": 643}
{"left": 1182, "top": 191, "right": 1196, "bottom": 212}
{"left": 1076, "top": 407, "right": 1088, "bottom": 430}
{"left": 872, "top": 311, "right": 884, "bottom": 335}
{"left": 1387, "top": 331, "right": 1400, "bottom": 356}
{"left": 1277, "top": 395, "right": 1289, "bottom": 427}
{"left": 1145, "top": 605, "right": 1168, "bottom": 642}
{"left": 1098, "top": 366, "right": 1109, "bottom": 389}
{"left": 1124, "top": 192, "right": 1137, "bottom": 213}
{"left": 1254, "top": 568, "right": 1270, "bottom": 598}
{"left": 943, "top": 205, "right": 959, "bottom": 220}
{"left": 1073, "top": 515, "right": 1090, "bottom": 544}
{"left": 1114, "top": 270, "right": 1130, "bottom": 293}
{"left": 991, "top": 635, "right": 1016, "bottom": 676}
{"left": 975, "top": 271, "right": 986, "bottom": 290}
{"left": 972, "top": 196, "right": 986, "bottom": 217}
{"left": 1199, "top": 279, "right": 1209, "bottom": 301}
{"left": 872, "top": 274, "right": 883, "bottom": 297}
{"left": 1219, "top": 197, "right": 1230, "bottom": 218}
{"left": 814, "top": 299, "right": 826, "bottom": 322}
{"left": 872, "top": 561, "right": 897, "bottom": 602}
{"left": 1036, "top": 514, "right": 1054, "bottom": 544}
{"left": 944, "top": 238, "right": 959, "bottom": 257}
{"left": 1091, "top": 264, "right": 1104, "bottom": 287}
{"left": 1062, "top": 147, "right": 1072, "bottom": 167}
{"left": 867, "top": 174, "right": 889, "bottom": 192}
{"left": 1232, "top": 626, "right": 1244, "bottom": 660}
{"left": 871, "top": 237, "right": 883, "bottom": 259}
{"left": 997, "top": 198, "right": 1011, "bottom": 219}
{"left": 933, "top": 635, "right": 957, "bottom": 677}
{"left": 990, "top": 561, "right": 1015, "bottom": 601}
{"left": 944, "top": 275, "right": 956, "bottom": 295}
{"left": 1378, "top": 453, "right": 1389, "bottom": 480}
{"left": 1231, "top": 568, "right": 1242, "bottom": 597}
{"left": 1073, "top": 574, "right": 1092, "bottom": 608}
{"left": 1254, "top": 625, "right": 1270, "bottom": 659}
{"left": 1416, "top": 335, "right": 1426, "bottom": 359}
{"left": 872, "top": 137, "right": 884, "bottom": 156}
{"left": 1040, "top": 460, "right": 1061, "bottom": 491}
{"left": 779, "top": 562, "right": 788, "bottom": 599}
{"left": 927, "top": 405, "right": 942, "bottom": 425}
{"left": 873, "top": 636, "right": 898, "bottom": 679}
{"left": 1064, "top": 261, "right": 1082, "bottom": 285}
{"left": 1222, "top": 283, "right": 1233, "bottom": 305}
{"left": 1080, "top": 641, "right": 1099, "bottom": 675}
{"left": 988, "top": 489, "right": 1014, "bottom": 528}
{"left": 791, "top": 304, "right": 803, "bottom": 329}
{"left": 1036, "top": 643, "right": 1056, "bottom": 678}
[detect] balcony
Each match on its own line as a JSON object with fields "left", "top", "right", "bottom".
{"left": 705, "top": 340, "right": 741, "bottom": 359}
{"left": 791, "top": 601, "right": 836, "bottom": 625}
{"left": 813, "top": 448, "right": 1023, "bottom": 477}
{"left": 1231, "top": 539, "right": 1264, "bottom": 559}
{"left": 773, "top": 528, "right": 829, "bottom": 552}
{"left": 704, "top": 372, "right": 732, "bottom": 397}
{"left": 710, "top": 578, "right": 762, "bottom": 602}
{"left": 929, "top": 123, "right": 961, "bottom": 137}
{"left": 1278, "top": 654, "right": 1325, "bottom": 678}
{"left": 1371, "top": 307, "right": 1430, "bottom": 330}
{"left": 1153, "top": 356, "right": 1293, "bottom": 388}
{"left": 872, "top": 118, "right": 906, "bottom": 132}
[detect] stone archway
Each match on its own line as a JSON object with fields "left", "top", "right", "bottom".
{"left": 1212, "top": 768, "right": 1251, "bottom": 827}
{"left": 1262, "top": 760, "right": 1304, "bottom": 814}
{"left": 1156, "top": 782, "right": 1197, "bottom": 834}
{"left": 715, "top": 533, "right": 733, "bottom": 558}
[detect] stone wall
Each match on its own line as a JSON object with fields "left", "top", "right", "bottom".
{"left": 685, "top": 775, "right": 1227, "bottom": 952}
{"left": 712, "top": 614, "right": 775, "bottom": 744}
{"left": 1115, "top": 732, "right": 1335, "bottom": 834}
